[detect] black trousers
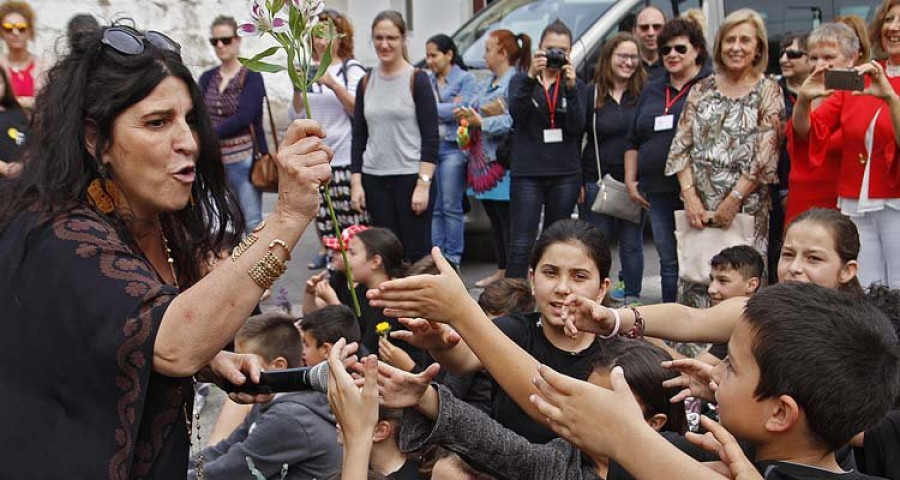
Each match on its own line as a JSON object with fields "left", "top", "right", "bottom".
{"left": 363, "top": 173, "right": 435, "bottom": 263}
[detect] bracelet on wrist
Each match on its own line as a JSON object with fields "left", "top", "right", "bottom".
{"left": 599, "top": 307, "right": 621, "bottom": 339}
{"left": 624, "top": 307, "right": 645, "bottom": 340}
{"left": 247, "top": 239, "right": 290, "bottom": 289}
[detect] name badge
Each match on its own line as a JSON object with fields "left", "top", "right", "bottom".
{"left": 543, "top": 128, "right": 563, "bottom": 143}
{"left": 654, "top": 115, "right": 675, "bottom": 132}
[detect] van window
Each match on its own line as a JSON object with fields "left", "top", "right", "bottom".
{"left": 456, "top": 0, "right": 616, "bottom": 69}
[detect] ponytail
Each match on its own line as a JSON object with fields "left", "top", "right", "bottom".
{"left": 515, "top": 33, "right": 532, "bottom": 72}
{"left": 491, "top": 30, "right": 532, "bottom": 72}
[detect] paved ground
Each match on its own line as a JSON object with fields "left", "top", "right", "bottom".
{"left": 193, "top": 192, "right": 664, "bottom": 451}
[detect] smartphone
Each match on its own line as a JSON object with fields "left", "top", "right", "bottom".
{"left": 824, "top": 69, "right": 864, "bottom": 91}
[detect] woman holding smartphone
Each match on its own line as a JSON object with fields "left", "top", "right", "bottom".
{"left": 792, "top": 0, "right": 900, "bottom": 288}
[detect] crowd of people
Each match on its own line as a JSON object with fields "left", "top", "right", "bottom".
{"left": 1, "top": 0, "right": 900, "bottom": 479}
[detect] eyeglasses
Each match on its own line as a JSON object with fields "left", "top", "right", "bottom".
{"left": 638, "top": 23, "right": 663, "bottom": 32}
{"left": 1, "top": 22, "right": 28, "bottom": 34}
{"left": 781, "top": 49, "right": 807, "bottom": 59}
{"left": 209, "top": 36, "right": 236, "bottom": 47}
{"left": 660, "top": 44, "right": 689, "bottom": 55}
{"left": 615, "top": 52, "right": 641, "bottom": 63}
{"left": 101, "top": 26, "right": 181, "bottom": 56}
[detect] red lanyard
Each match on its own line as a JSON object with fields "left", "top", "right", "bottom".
{"left": 543, "top": 80, "right": 562, "bottom": 128}
{"left": 664, "top": 84, "right": 691, "bottom": 115}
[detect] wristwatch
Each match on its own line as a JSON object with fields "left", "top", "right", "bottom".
{"left": 730, "top": 189, "right": 745, "bottom": 201}
{"left": 418, "top": 174, "right": 432, "bottom": 184}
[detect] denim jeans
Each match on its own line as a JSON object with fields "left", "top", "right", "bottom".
{"left": 579, "top": 181, "right": 644, "bottom": 299}
{"left": 432, "top": 143, "right": 467, "bottom": 265}
{"left": 507, "top": 174, "right": 581, "bottom": 278}
{"left": 225, "top": 156, "right": 263, "bottom": 233}
{"left": 645, "top": 191, "right": 683, "bottom": 303}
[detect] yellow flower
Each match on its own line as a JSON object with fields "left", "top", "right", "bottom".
{"left": 376, "top": 322, "right": 391, "bottom": 336}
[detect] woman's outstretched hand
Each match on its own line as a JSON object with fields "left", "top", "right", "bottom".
{"left": 367, "top": 247, "right": 472, "bottom": 325}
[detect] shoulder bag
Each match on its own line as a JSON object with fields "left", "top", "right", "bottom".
{"left": 249, "top": 94, "right": 280, "bottom": 193}
{"left": 590, "top": 86, "right": 642, "bottom": 224}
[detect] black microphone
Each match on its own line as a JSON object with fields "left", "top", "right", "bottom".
{"left": 221, "top": 361, "right": 330, "bottom": 395}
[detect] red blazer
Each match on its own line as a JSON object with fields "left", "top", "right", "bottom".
{"left": 806, "top": 65, "right": 900, "bottom": 199}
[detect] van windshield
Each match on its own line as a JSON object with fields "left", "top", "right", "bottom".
{"left": 455, "top": 0, "right": 615, "bottom": 69}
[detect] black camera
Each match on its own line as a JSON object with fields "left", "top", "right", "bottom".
{"left": 544, "top": 47, "right": 568, "bottom": 69}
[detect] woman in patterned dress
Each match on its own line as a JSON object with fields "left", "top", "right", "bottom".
{"left": 666, "top": 9, "right": 784, "bottom": 307}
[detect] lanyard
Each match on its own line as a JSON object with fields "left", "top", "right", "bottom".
{"left": 543, "top": 80, "right": 562, "bottom": 128}
{"left": 664, "top": 84, "right": 692, "bottom": 115}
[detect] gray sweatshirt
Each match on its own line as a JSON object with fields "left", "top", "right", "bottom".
{"left": 189, "top": 391, "right": 342, "bottom": 480}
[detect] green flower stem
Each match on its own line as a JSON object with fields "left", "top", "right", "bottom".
{"left": 301, "top": 89, "right": 361, "bottom": 317}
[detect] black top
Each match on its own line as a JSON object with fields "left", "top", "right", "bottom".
{"left": 387, "top": 458, "right": 424, "bottom": 480}
{"left": 777, "top": 76, "right": 798, "bottom": 194}
{"left": 643, "top": 59, "right": 666, "bottom": 81}
{"left": 625, "top": 65, "right": 713, "bottom": 193}
{"left": 855, "top": 410, "right": 900, "bottom": 480}
{"left": 509, "top": 73, "right": 588, "bottom": 178}
{"left": 582, "top": 88, "right": 639, "bottom": 183}
{"left": 491, "top": 312, "right": 605, "bottom": 444}
{"left": 708, "top": 342, "right": 728, "bottom": 360}
{"left": 756, "top": 461, "right": 885, "bottom": 479}
{"left": 0, "top": 207, "right": 189, "bottom": 479}
{"left": 0, "top": 108, "right": 27, "bottom": 163}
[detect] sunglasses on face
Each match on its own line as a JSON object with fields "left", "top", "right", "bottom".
{"left": 781, "top": 49, "right": 806, "bottom": 59}
{"left": 638, "top": 23, "right": 663, "bottom": 32}
{"left": 209, "top": 36, "right": 236, "bottom": 47}
{"left": 101, "top": 26, "right": 181, "bottom": 56}
{"left": 1, "top": 22, "right": 28, "bottom": 34}
{"left": 660, "top": 44, "right": 689, "bottom": 55}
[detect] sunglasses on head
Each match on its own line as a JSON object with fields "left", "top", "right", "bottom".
{"left": 782, "top": 49, "right": 806, "bottom": 59}
{"left": 1, "top": 22, "right": 28, "bottom": 34}
{"left": 209, "top": 36, "right": 235, "bottom": 47}
{"left": 660, "top": 44, "right": 689, "bottom": 55}
{"left": 101, "top": 26, "right": 181, "bottom": 56}
{"left": 638, "top": 23, "right": 663, "bottom": 32}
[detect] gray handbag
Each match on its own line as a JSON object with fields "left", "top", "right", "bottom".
{"left": 589, "top": 87, "right": 642, "bottom": 224}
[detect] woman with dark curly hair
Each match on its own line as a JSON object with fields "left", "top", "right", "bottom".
{"left": 0, "top": 22, "right": 333, "bottom": 477}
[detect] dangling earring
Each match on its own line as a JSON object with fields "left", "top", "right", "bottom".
{"left": 87, "top": 165, "right": 121, "bottom": 214}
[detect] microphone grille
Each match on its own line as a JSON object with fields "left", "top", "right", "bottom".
{"left": 308, "top": 361, "right": 330, "bottom": 393}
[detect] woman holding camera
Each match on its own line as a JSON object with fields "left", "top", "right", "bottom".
{"left": 506, "top": 20, "right": 587, "bottom": 279}
{"left": 792, "top": 0, "right": 900, "bottom": 288}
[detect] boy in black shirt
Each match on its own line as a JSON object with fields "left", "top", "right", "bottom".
{"left": 531, "top": 282, "right": 900, "bottom": 479}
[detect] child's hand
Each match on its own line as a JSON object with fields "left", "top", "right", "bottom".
{"left": 661, "top": 358, "right": 719, "bottom": 403}
{"left": 367, "top": 247, "right": 472, "bottom": 325}
{"left": 354, "top": 359, "right": 440, "bottom": 409}
{"left": 305, "top": 270, "right": 328, "bottom": 295}
{"left": 689, "top": 416, "right": 762, "bottom": 480}
{"left": 327, "top": 339, "right": 379, "bottom": 440}
{"left": 390, "top": 317, "right": 462, "bottom": 351}
{"left": 314, "top": 279, "right": 340, "bottom": 306}
{"left": 378, "top": 336, "right": 416, "bottom": 372}
{"left": 561, "top": 294, "right": 617, "bottom": 338}
{"left": 529, "top": 365, "right": 648, "bottom": 463}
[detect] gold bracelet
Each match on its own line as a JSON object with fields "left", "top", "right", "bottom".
{"left": 231, "top": 221, "right": 267, "bottom": 261}
{"left": 247, "top": 239, "right": 289, "bottom": 289}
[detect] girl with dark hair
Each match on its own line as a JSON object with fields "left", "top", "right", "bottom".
{"left": 291, "top": 8, "right": 369, "bottom": 269}
{"left": 0, "top": 66, "right": 26, "bottom": 178}
{"left": 347, "top": 227, "right": 424, "bottom": 369}
{"left": 200, "top": 15, "right": 266, "bottom": 233}
{"left": 0, "top": 23, "right": 333, "bottom": 477}
{"left": 351, "top": 10, "right": 439, "bottom": 263}
{"left": 371, "top": 218, "right": 612, "bottom": 444}
{"left": 506, "top": 19, "right": 588, "bottom": 279}
{"left": 425, "top": 33, "right": 477, "bottom": 267}
{"left": 624, "top": 17, "right": 711, "bottom": 303}
{"left": 580, "top": 32, "right": 647, "bottom": 304}
{"left": 462, "top": 29, "right": 532, "bottom": 288}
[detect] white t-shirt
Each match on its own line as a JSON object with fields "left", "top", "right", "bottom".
{"left": 288, "top": 60, "right": 366, "bottom": 167}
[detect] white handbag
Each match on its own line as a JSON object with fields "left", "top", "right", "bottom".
{"left": 589, "top": 86, "right": 642, "bottom": 224}
{"left": 674, "top": 210, "right": 756, "bottom": 284}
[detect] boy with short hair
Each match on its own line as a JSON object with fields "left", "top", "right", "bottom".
{"left": 189, "top": 313, "right": 343, "bottom": 480}
{"left": 299, "top": 305, "right": 362, "bottom": 366}
{"left": 531, "top": 282, "right": 900, "bottom": 479}
{"left": 707, "top": 245, "right": 764, "bottom": 306}
{"left": 477, "top": 278, "right": 536, "bottom": 319}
